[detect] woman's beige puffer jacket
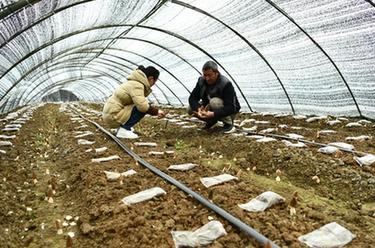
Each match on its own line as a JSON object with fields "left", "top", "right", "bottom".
{"left": 102, "top": 69, "right": 152, "bottom": 128}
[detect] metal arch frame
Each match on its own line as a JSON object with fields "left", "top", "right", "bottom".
{"left": 41, "top": 89, "right": 80, "bottom": 102}
{"left": 15, "top": 67, "right": 121, "bottom": 109}
{"left": 264, "top": 0, "right": 363, "bottom": 117}
{"left": 0, "top": 0, "right": 94, "bottom": 47}
{"left": 364, "top": 0, "right": 375, "bottom": 8}
{"left": 38, "top": 58, "right": 175, "bottom": 105}
{"left": 0, "top": 24, "right": 253, "bottom": 112}
{"left": 171, "top": 0, "right": 295, "bottom": 114}
{"left": 27, "top": 77, "right": 108, "bottom": 105}
{"left": 22, "top": 52, "right": 182, "bottom": 105}
{"left": 9, "top": 76, "right": 103, "bottom": 112}
{"left": 0, "top": 35, "right": 197, "bottom": 104}
{"left": 0, "top": 0, "right": 43, "bottom": 20}
{"left": 22, "top": 76, "right": 114, "bottom": 108}
{"left": 83, "top": 0, "right": 169, "bottom": 67}
{"left": 2, "top": 66, "right": 120, "bottom": 112}
{"left": 13, "top": 62, "right": 173, "bottom": 111}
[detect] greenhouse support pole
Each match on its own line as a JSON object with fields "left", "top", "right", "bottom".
{"left": 0, "top": 0, "right": 42, "bottom": 20}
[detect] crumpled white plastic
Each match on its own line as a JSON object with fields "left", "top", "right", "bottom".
{"left": 318, "top": 130, "right": 337, "bottom": 135}
{"left": 298, "top": 222, "right": 355, "bottom": 248}
{"left": 346, "top": 122, "right": 362, "bottom": 128}
{"left": 287, "top": 133, "right": 304, "bottom": 139}
{"left": 91, "top": 155, "right": 120, "bottom": 163}
{"left": 168, "top": 163, "right": 198, "bottom": 171}
{"left": 104, "top": 169, "right": 137, "bottom": 181}
{"left": 353, "top": 154, "right": 375, "bottom": 166}
{"left": 259, "top": 128, "right": 276, "bottom": 134}
{"left": 77, "top": 139, "right": 95, "bottom": 145}
{"left": 171, "top": 221, "right": 227, "bottom": 248}
{"left": 134, "top": 142, "right": 157, "bottom": 147}
{"left": 74, "top": 131, "right": 94, "bottom": 138}
{"left": 246, "top": 135, "right": 264, "bottom": 139}
{"left": 5, "top": 124, "right": 22, "bottom": 128}
{"left": 318, "top": 146, "right": 339, "bottom": 154}
{"left": 239, "top": 119, "right": 256, "bottom": 126}
{"left": 306, "top": 116, "right": 327, "bottom": 123}
{"left": 327, "top": 120, "right": 341, "bottom": 126}
{"left": 282, "top": 140, "right": 306, "bottom": 148}
{"left": 256, "top": 137, "right": 277, "bottom": 143}
{"left": 293, "top": 114, "right": 307, "bottom": 120}
{"left": 0, "top": 134, "right": 16, "bottom": 139}
{"left": 238, "top": 191, "right": 285, "bottom": 212}
{"left": 0, "top": 141, "right": 13, "bottom": 146}
{"left": 242, "top": 126, "right": 257, "bottom": 132}
{"left": 200, "top": 174, "right": 237, "bottom": 188}
{"left": 328, "top": 142, "right": 354, "bottom": 151}
{"left": 122, "top": 187, "right": 166, "bottom": 205}
{"left": 345, "top": 135, "right": 371, "bottom": 141}
{"left": 95, "top": 147, "right": 108, "bottom": 154}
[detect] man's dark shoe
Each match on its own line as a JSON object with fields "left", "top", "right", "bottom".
{"left": 222, "top": 123, "right": 236, "bottom": 133}
{"left": 202, "top": 120, "right": 217, "bottom": 130}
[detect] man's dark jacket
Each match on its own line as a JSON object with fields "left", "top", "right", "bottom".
{"left": 189, "top": 74, "right": 241, "bottom": 119}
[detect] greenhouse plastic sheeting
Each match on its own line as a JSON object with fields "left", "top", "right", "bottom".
{"left": 0, "top": 0, "right": 374, "bottom": 118}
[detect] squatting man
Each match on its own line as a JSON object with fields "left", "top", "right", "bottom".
{"left": 188, "top": 61, "right": 241, "bottom": 133}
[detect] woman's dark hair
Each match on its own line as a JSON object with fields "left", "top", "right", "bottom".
{"left": 138, "top": 65, "right": 160, "bottom": 80}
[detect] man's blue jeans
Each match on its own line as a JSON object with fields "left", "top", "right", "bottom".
{"left": 121, "top": 106, "right": 146, "bottom": 130}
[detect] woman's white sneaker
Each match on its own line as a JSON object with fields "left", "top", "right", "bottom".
{"left": 116, "top": 127, "right": 139, "bottom": 139}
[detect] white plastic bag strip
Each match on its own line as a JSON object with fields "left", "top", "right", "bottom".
{"left": 328, "top": 142, "right": 354, "bottom": 151}
{"left": 77, "top": 139, "right": 95, "bottom": 145}
{"left": 134, "top": 142, "right": 157, "bottom": 147}
{"left": 345, "top": 135, "right": 371, "bottom": 141}
{"left": 306, "top": 116, "right": 327, "bottom": 122}
{"left": 346, "top": 122, "right": 362, "bottom": 128}
{"left": 5, "top": 124, "right": 22, "bottom": 128}
{"left": 168, "top": 163, "right": 198, "bottom": 171}
{"left": 318, "top": 130, "right": 337, "bottom": 135}
{"left": 182, "top": 125, "right": 197, "bottom": 129}
{"left": 287, "top": 133, "right": 304, "bottom": 139}
{"left": 0, "top": 135, "right": 16, "bottom": 139}
{"left": 122, "top": 187, "right": 166, "bottom": 205}
{"left": 257, "top": 137, "right": 277, "bottom": 143}
{"left": 200, "top": 174, "right": 237, "bottom": 188}
{"left": 0, "top": 149, "right": 6, "bottom": 154}
{"left": 327, "top": 120, "right": 341, "bottom": 126}
{"left": 104, "top": 169, "right": 137, "bottom": 181}
{"left": 353, "top": 154, "right": 375, "bottom": 166}
{"left": 298, "top": 222, "right": 355, "bottom": 248}
{"left": 242, "top": 126, "right": 257, "bottom": 132}
{"left": 238, "top": 191, "right": 285, "bottom": 212}
{"left": 0, "top": 141, "right": 13, "bottom": 146}
{"left": 171, "top": 221, "right": 227, "bottom": 248}
{"left": 259, "top": 128, "right": 276, "bottom": 134}
{"left": 318, "top": 146, "right": 339, "bottom": 154}
{"left": 95, "top": 147, "right": 107, "bottom": 154}
{"left": 74, "top": 131, "right": 94, "bottom": 138}
{"left": 91, "top": 155, "right": 120, "bottom": 163}
{"left": 246, "top": 135, "right": 264, "bottom": 139}
{"left": 2, "top": 127, "right": 19, "bottom": 132}
{"left": 282, "top": 140, "right": 306, "bottom": 148}
{"left": 149, "top": 151, "right": 164, "bottom": 155}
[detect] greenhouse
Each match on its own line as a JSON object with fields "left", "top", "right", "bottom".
{"left": 0, "top": 0, "right": 374, "bottom": 247}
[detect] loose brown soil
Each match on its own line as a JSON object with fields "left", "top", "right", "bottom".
{"left": 0, "top": 103, "right": 374, "bottom": 247}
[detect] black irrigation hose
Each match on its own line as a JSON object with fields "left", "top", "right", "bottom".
{"left": 75, "top": 113, "right": 280, "bottom": 248}
{"left": 242, "top": 131, "right": 368, "bottom": 156}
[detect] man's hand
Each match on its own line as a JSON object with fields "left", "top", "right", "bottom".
{"left": 197, "top": 109, "right": 214, "bottom": 119}
{"left": 157, "top": 109, "right": 166, "bottom": 118}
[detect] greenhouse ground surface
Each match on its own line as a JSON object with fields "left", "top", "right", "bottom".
{"left": 0, "top": 103, "right": 375, "bottom": 247}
